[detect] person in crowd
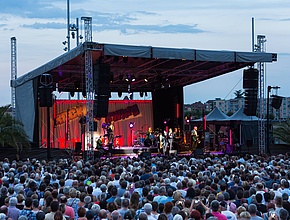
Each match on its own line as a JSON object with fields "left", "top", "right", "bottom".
{"left": 7, "top": 197, "right": 19, "bottom": 220}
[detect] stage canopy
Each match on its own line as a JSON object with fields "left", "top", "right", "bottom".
{"left": 12, "top": 42, "right": 277, "bottom": 141}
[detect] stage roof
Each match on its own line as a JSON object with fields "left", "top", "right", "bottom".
{"left": 12, "top": 42, "right": 277, "bottom": 93}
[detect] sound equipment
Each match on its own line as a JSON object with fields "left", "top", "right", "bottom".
{"left": 39, "top": 86, "right": 53, "bottom": 107}
{"left": 272, "top": 95, "right": 283, "bottom": 109}
{"left": 244, "top": 89, "right": 258, "bottom": 116}
{"left": 93, "top": 63, "right": 110, "bottom": 118}
{"left": 93, "top": 96, "right": 109, "bottom": 118}
{"left": 139, "top": 151, "right": 151, "bottom": 159}
{"left": 243, "top": 68, "right": 258, "bottom": 89}
{"left": 195, "top": 148, "right": 204, "bottom": 155}
{"left": 75, "top": 142, "right": 82, "bottom": 152}
{"left": 144, "top": 138, "right": 152, "bottom": 147}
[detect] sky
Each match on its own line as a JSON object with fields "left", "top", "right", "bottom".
{"left": 1, "top": 0, "right": 290, "bottom": 106}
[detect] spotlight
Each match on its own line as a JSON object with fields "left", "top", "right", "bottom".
{"left": 82, "top": 91, "right": 86, "bottom": 98}
{"left": 129, "top": 122, "right": 134, "bottom": 129}
{"left": 144, "top": 78, "right": 148, "bottom": 82}
{"left": 123, "top": 56, "right": 128, "bottom": 63}
{"left": 71, "top": 31, "right": 75, "bottom": 39}
{"left": 74, "top": 82, "right": 80, "bottom": 90}
{"left": 110, "top": 72, "right": 114, "bottom": 83}
{"left": 164, "top": 120, "right": 167, "bottom": 125}
{"left": 131, "top": 75, "right": 136, "bottom": 82}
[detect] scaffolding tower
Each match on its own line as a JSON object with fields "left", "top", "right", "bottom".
{"left": 10, "top": 37, "right": 17, "bottom": 120}
{"left": 81, "top": 17, "right": 94, "bottom": 160}
{"left": 256, "top": 35, "right": 266, "bottom": 154}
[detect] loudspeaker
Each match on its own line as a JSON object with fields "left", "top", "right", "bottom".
{"left": 272, "top": 95, "right": 283, "bottom": 109}
{"left": 75, "top": 142, "right": 82, "bottom": 152}
{"left": 244, "top": 89, "right": 258, "bottom": 116}
{"left": 243, "top": 68, "right": 258, "bottom": 89}
{"left": 93, "top": 96, "right": 109, "bottom": 118}
{"left": 39, "top": 86, "right": 53, "bottom": 107}
{"left": 94, "top": 63, "right": 110, "bottom": 96}
{"left": 139, "top": 151, "right": 151, "bottom": 159}
{"left": 195, "top": 148, "right": 204, "bottom": 155}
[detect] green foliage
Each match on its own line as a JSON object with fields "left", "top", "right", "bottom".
{"left": 0, "top": 105, "right": 30, "bottom": 153}
{"left": 273, "top": 120, "right": 290, "bottom": 145}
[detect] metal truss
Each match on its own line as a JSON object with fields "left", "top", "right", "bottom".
{"left": 11, "top": 37, "right": 17, "bottom": 120}
{"left": 82, "top": 17, "right": 94, "bottom": 160}
{"left": 256, "top": 35, "right": 266, "bottom": 154}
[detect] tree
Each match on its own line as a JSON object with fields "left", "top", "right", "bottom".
{"left": 0, "top": 105, "right": 30, "bottom": 153}
{"left": 234, "top": 90, "right": 245, "bottom": 99}
{"left": 273, "top": 120, "right": 290, "bottom": 145}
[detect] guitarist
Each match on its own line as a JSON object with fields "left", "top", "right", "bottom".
{"left": 191, "top": 126, "right": 200, "bottom": 152}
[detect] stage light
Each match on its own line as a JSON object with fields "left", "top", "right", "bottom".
{"left": 129, "top": 122, "right": 134, "bottom": 128}
{"left": 123, "top": 56, "right": 128, "bottom": 63}
{"left": 131, "top": 75, "right": 136, "bottom": 82}
{"left": 82, "top": 91, "right": 86, "bottom": 98}
{"left": 164, "top": 120, "right": 167, "bottom": 125}
{"left": 71, "top": 31, "right": 75, "bottom": 39}
{"left": 144, "top": 78, "right": 148, "bottom": 82}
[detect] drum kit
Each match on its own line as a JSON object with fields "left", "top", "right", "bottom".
{"left": 134, "top": 130, "right": 159, "bottom": 147}
{"left": 133, "top": 130, "right": 147, "bottom": 146}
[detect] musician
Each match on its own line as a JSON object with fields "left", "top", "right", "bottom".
{"left": 162, "top": 130, "right": 169, "bottom": 156}
{"left": 95, "top": 136, "right": 103, "bottom": 149}
{"left": 146, "top": 127, "right": 154, "bottom": 140}
{"left": 191, "top": 126, "right": 199, "bottom": 151}
{"left": 107, "top": 121, "right": 114, "bottom": 146}
{"left": 167, "top": 128, "right": 174, "bottom": 152}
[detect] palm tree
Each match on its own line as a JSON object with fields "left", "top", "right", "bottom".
{"left": 0, "top": 105, "right": 30, "bottom": 153}
{"left": 273, "top": 120, "right": 290, "bottom": 145}
{"left": 234, "top": 90, "right": 245, "bottom": 99}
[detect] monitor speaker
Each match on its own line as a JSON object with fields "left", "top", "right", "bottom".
{"left": 195, "top": 148, "right": 204, "bottom": 155}
{"left": 139, "top": 151, "right": 151, "bottom": 159}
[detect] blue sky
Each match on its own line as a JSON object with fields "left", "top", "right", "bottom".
{"left": 1, "top": 0, "right": 290, "bottom": 105}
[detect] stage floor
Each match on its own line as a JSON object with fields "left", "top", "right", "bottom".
{"left": 95, "top": 145, "right": 225, "bottom": 158}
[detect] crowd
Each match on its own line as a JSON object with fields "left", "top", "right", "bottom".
{"left": 0, "top": 152, "right": 290, "bottom": 220}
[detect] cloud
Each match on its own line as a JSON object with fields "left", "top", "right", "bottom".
{"left": 21, "top": 22, "right": 65, "bottom": 29}
{"left": 94, "top": 24, "right": 204, "bottom": 35}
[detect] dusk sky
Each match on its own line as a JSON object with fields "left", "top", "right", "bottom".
{"left": 1, "top": 0, "right": 290, "bottom": 106}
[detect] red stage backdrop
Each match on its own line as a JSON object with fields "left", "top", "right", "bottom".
{"left": 39, "top": 100, "right": 153, "bottom": 149}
